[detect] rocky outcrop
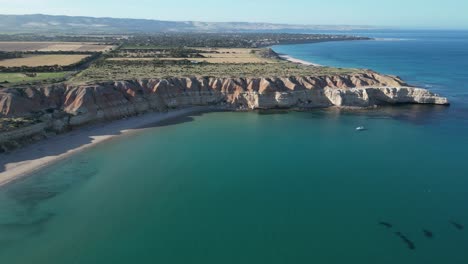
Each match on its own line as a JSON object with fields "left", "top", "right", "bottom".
{"left": 0, "top": 71, "right": 449, "bottom": 150}
{"left": 1, "top": 72, "right": 448, "bottom": 118}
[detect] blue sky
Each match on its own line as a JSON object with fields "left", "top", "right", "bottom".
{"left": 1, "top": 0, "right": 467, "bottom": 29}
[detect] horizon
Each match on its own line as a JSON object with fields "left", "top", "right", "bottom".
{"left": 0, "top": 0, "right": 467, "bottom": 30}
{"left": 1, "top": 13, "right": 468, "bottom": 32}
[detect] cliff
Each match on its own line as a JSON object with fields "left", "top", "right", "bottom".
{"left": 0, "top": 71, "right": 449, "bottom": 150}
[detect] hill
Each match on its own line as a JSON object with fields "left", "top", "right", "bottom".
{"left": 0, "top": 14, "right": 374, "bottom": 34}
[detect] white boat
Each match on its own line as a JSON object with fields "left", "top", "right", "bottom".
{"left": 356, "top": 126, "right": 366, "bottom": 131}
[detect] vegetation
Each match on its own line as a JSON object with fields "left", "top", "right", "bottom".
{"left": 0, "top": 33, "right": 369, "bottom": 87}
{"left": 0, "top": 33, "right": 369, "bottom": 48}
{"left": 108, "top": 48, "right": 278, "bottom": 64}
{"left": 0, "top": 53, "right": 100, "bottom": 73}
{"left": 0, "top": 72, "right": 72, "bottom": 87}
{"left": 108, "top": 47, "right": 205, "bottom": 59}
{"left": 121, "top": 33, "right": 369, "bottom": 48}
{"left": 0, "top": 117, "right": 42, "bottom": 133}
{"left": 256, "top": 48, "right": 281, "bottom": 59}
{"left": 0, "top": 51, "right": 23, "bottom": 60}
{"left": 71, "top": 59, "right": 360, "bottom": 83}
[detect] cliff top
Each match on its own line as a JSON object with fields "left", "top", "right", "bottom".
{"left": 0, "top": 34, "right": 369, "bottom": 88}
{"left": 70, "top": 61, "right": 363, "bottom": 84}
{"left": 69, "top": 47, "right": 364, "bottom": 84}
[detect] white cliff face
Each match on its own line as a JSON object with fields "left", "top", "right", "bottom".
{"left": 239, "top": 87, "right": 448, "bottom": 109}
{"left": 367, "top": 87, "right": 450, "bottom": 105}
{"left": 323, "top": 87, "right": 450, "bottom": 107}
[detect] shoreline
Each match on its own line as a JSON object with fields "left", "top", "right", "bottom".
{"left": 0, "top": 106, "right": 213, "bottom": 187}
{"left": 278, "top": 54, "right": 323, "bottom": 67}
{"left": 0, "top": 47, "right": 449, "bottom": 187}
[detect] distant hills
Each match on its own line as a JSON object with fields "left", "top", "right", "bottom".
{"left": 0, "top": 14, "right": 374, "bottom": 34}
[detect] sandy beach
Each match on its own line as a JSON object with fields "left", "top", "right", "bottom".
{"left": 279, "top": 54, "right": 322, "bottom": 67}
{"left": 0, "top": 106, "right": 211, "bottom": 187}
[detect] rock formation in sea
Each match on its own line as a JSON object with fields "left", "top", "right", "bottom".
{"left": 394, "top": 232, "right": 416, "bottom": 250}
{"left": 423, "top": 229, "right": 434, "bottom": 238}
{"left": 379, "top": 222, "right": 393, "bottom": 228}
{"left": 450, "top": 221, "right": 464, "bottom": 230}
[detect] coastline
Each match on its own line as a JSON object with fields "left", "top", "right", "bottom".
{"left": 0, "top": 44, "right": 449, "bottom": 187}
{"left": 278, "top": 54, "right": 322, "bottom": 67}
{"left": 0, "top": 106, "right": 212, "bottom": 187}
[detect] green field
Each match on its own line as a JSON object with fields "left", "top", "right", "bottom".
{"left": 71, "top": 60, "right": 360, "bottom": 84}
{"left": 0, "top": 72, "right": 72, "bottom": 86}
{"left": 0, "top": 45, "right": 361, "bottom": 86}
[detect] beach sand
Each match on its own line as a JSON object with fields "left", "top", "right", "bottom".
{"left": 279, "top": 55, "right": 322, "bottom": 67}
{"left": 0, "top": 106, "right": 211, "bottom": 187}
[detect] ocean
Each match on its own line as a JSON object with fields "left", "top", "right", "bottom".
{"left": 0, "top": 30, "right": 467, "bottom": 263}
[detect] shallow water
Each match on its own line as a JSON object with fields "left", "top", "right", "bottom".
{"left": 1, "top": 30, "right": 468, "bottom": 263}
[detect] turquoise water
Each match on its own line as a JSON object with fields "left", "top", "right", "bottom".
{"left": 1, "top": 31, "right": 468, "bottom": 263}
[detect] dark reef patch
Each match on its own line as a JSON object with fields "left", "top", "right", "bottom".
{"left": 423, "top": 229, "right": 434, "bottom": 238}
{"left": 450, "top": 221, "right": 464, "bottom": 230}
{"left": 394, "top": 232, "right": 416, "bottom": 250}
{"left": 379, "top": 221, "right": 393, "bottom": 228}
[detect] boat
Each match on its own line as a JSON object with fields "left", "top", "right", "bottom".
{"left": 356, "top": 126, "right": 366, "bottom": 131}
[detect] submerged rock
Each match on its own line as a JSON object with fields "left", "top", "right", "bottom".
{"left": 394, "top": 232, "right": 416, "bottom": 250}
{"left": 423, "top": 229, "right": 434, "bottom": 238}
{"left": 379, "top": 221, "right": 393, "bottom": 228}
{"left": 450, "top": 221, "right": 464, "bottom": 230}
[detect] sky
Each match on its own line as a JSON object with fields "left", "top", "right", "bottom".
{"left": 1, "top": 0, "right": 467, "bottom": 29}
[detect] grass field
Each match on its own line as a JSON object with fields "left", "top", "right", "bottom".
{"left": 0, "top": 55, "right": 90, "bottom": 67}
{"left": 71, "top": 60, "right": 359, "bottom": 83}
{"left": 0, "top": 42, "right": 115, "bottom": 52}
{"left": 0, "top": 46, "right": 360, "bottom": 85}
{"left": 108, "top": 48, "right": 276, "bottom": 64}
{"left": 75, "top": 47, "right": 359, "bottom": 82}
{"left": 107, "top": 57, "right": 275, "bottom": 63}
{"left": 0, "top": 72, "right": 72, "bottom": 85}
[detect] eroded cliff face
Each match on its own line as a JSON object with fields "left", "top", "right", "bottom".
{"left": 0, "top": 72, "right": 448, "bottom": 122}
{"left": 0, "top": 71, "right": 449, "bottom": 150}
{"left": 0, "top": 71, "right": 450, "bottom": 150}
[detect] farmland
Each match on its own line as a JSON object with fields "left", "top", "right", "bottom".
{"left": 0, "top": 54, "right": 90, "bottom": 67}
{"left": 0, "top": 41, "right": 108, "bottom": 87}
{"left": 0, "top": 42, "right": 115, "bottom": 52}
{"left": 108, "top": 48, "right": 277, "bottom": 64}
{"left": 0, "top": 33, "right": 368, "bottom": 87}
{"left": 0, "top": 72, "right": 72, "bottom": 86}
